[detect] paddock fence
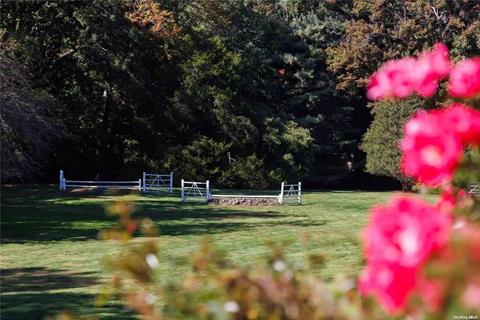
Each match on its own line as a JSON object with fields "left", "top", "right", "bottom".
{"left": 469, "top": 184, "right": 479, "bottom": 196}
{"left": 59, "top": 170, "right": 141, "bottom": 191}
{"left": 211, "top": 181, "right": 302, "bottom": 205}
{"left": 279, "top": 182, "right": 302, "bottom": 205}
{"left": 142, "top": 172, "right": 173, "bottom": 193}
{"left": 181, "top": 179, "right": 211, "bottom": 203}
{"left": 59, "top": 169, "right": 302, "bottom": 205}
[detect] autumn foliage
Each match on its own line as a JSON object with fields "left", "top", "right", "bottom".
{"left": 127, "top": 0, "right": 181, "bottom": 40}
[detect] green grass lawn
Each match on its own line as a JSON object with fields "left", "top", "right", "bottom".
{"left": 1, "top": 185, "right": 413, "bottom": 319}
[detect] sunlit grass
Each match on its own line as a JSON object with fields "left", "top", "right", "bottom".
{"left": 1, "top": 185, "right": 433, "bottom": 319}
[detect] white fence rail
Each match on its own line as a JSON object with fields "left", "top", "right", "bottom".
{"left": 210, "top": 181, "right": 302, "bottom": 205}
{"left": 59, "top": 170, "right": 141, "bottom": 191}
{"left": 142, "top": 172, "right": 173, "bottom": 193}
{"left": 469, "top": 184, "right": 479, "bottom": 196}
{"left": 181, "top": 179, "right": 211, "bottom": 203}
{"left": 212, "top": 194, "right": 278, "bottom": 198}
{"left": 279, "top": 182, "right": 302, "bottom": 205}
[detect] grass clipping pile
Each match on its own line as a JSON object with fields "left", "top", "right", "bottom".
{"left": 211, "top": 197, "right": 279, "bottom": 206}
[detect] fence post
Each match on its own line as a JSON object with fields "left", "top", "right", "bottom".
{"left": 181, "top": 179, "right": 185, "bottom": 202}
{"left": 279, "top": 182, "right": 284, "bottom": 204}
{"left": 206, "top": 180, "right": 210, "bottom": 203}
{"left": 59, "top": 170, "right": 64, "bottom": 190}
{"left": 298, "top": 182, "right": 302, "bottom": 205}
{"left": 138, "top": 179, "right": 142, "bottom": 191}
{"left": 169, "top": 172, "right": 173, "bottom": 193}
{"left": 142, "top": 172, "right": 146, "bottom": 192}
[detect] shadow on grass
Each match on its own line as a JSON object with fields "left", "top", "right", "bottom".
{"left": 1, "top": 292, "right": 135, "bottom": 320}
{"left": 0, "top": 267, "right": 135, "bottom": 320}
{"left": 155, "top": 218, "right": 327, "bottom": 236}
{"left": 1, "top": 185, "right": 314, "bottom": 243}
{"left": 138, "top": 204, "right": 283, "bottom": 220}
{"left": 1, "top": 267, "right": 98, "bottom": 293}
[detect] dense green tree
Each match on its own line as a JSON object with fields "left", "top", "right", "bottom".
{"left": 1, "top": 0, "right": 177, "bottom": 179}
{"left": 164, "top": 0, "right": 357, "bottom": 186}
{"left": 361, "top": 98, "right": 424, "bottom": 189}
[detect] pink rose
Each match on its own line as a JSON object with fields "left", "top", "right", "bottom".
{"left": 401, "top": 110, "right": 463, "bottom": 186}
{"left": 438, "top": 103, "right": 480, "bottom": 145}
{"left": 400, "top": 104, "right": 480, "bottom": 186}
{"left": 414, "top": 43, "right": 451, "bottom": 97}
{"left": 367, "top": 43, "right": 451, "bottom": 100}
{"left": 449, "top": 57, "right": 480, "bottom": 98}
{"left": 359, "top": 262, "right": 417, "bottom": 313}
{"left": 367, "top": 58, "right": 417, "bottom": 100}
{"left": 364, "top": 197, "right": 451, "bottom": 267}
{"left": 360, "top": 196, "right": 451, "bottom": 313}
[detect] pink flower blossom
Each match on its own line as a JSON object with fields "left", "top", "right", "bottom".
{"left": 435, "top": 189, "right": 456, "bottom": 214}
{"left": 427, "top": 43, "right": 451, "bottom": 77}
{"left": 401, "top": 110, "right": 463, "bottom": 186}
{"left": 438, "top": 103, "right": 480, "bottom": 145}
{"left": 367, "top": 43, "right": 451, "bottom": 100}
{"left": 359, "top": 262, "right": 417, "bottom": 313}
{"left": 367, "top": 58, "right": 417, "bottom": 100}
{"left": 363, "top": 197, "right": 451, "bottom": 267}
{"left": 413, "top": 43, "right": 451, "bottom": 97}
{"left": 400, "top": 104, "right": 480, "bottom": 186}
{"left": 449, "top": 57, "right": 480, "bottom": 98}
{"left": 360, "top": 196, "right": 451, "bottom": 313}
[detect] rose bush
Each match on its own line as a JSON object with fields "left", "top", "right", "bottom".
{"left": 361, "top": 43, "right": 480, "bottom": 317}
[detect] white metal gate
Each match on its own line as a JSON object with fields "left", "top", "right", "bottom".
{"left": 181, "top": 179, "right": 211, "bottom": 203}
{"left": 469, "top": 184, "right": 479, "bottom": 196}
{"left": 142, "top": 172, "right": 173, "bottom": 193}
{"left": 279, "top": 182, "right": 302, "bottom": 205}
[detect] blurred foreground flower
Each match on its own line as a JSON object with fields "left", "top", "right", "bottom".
{"left": 360, "top": 196, "right": 451, "bottom": 313}
{"left": 367, "top": 43, "right": 450, "bottom": 100}
{"left": 362, "top": 42, "right": 480, "bottom": 317}
{"left": 449, "top": 57, "right": 480, "bottom": 98}
{"left": 400, "top": 103, "right": 480, "bottom": 186}
{"left": 400, "top": 109, "right": 463, "bottom": 186}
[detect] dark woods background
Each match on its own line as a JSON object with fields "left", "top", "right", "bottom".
{"left": 1, "top": 0, "right": 478, "bottom": 189}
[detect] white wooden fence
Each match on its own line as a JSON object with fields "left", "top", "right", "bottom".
{"left": 59, "top": 170, "right": 141, "bottom": 191}
{"left": 211, "top": 194, "right": 278, "bottom": 199}
{"left": 59, "top": 169, "right": 302, "bottom": 205}
{"left": 211, "top": 181, "right": 302, "bottom": 205}
{"left": 181, "top": 179, "right": 211, "bottom": 203}
{"left": 279, "top": 182, "right": 302, "bottom": 205}
{"left": 142, "top": 172, "right": 173, "bottom": 193}
{"left": 469, "top": 184, "right": 479, "bottom": 196}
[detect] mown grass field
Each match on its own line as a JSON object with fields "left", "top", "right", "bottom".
{"left": 1, "top": 185, "right": 421, "bottom": 319}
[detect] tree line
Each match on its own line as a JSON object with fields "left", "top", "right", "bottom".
{"left": 1, "top": 0, "right": 478, "bottom": 188}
